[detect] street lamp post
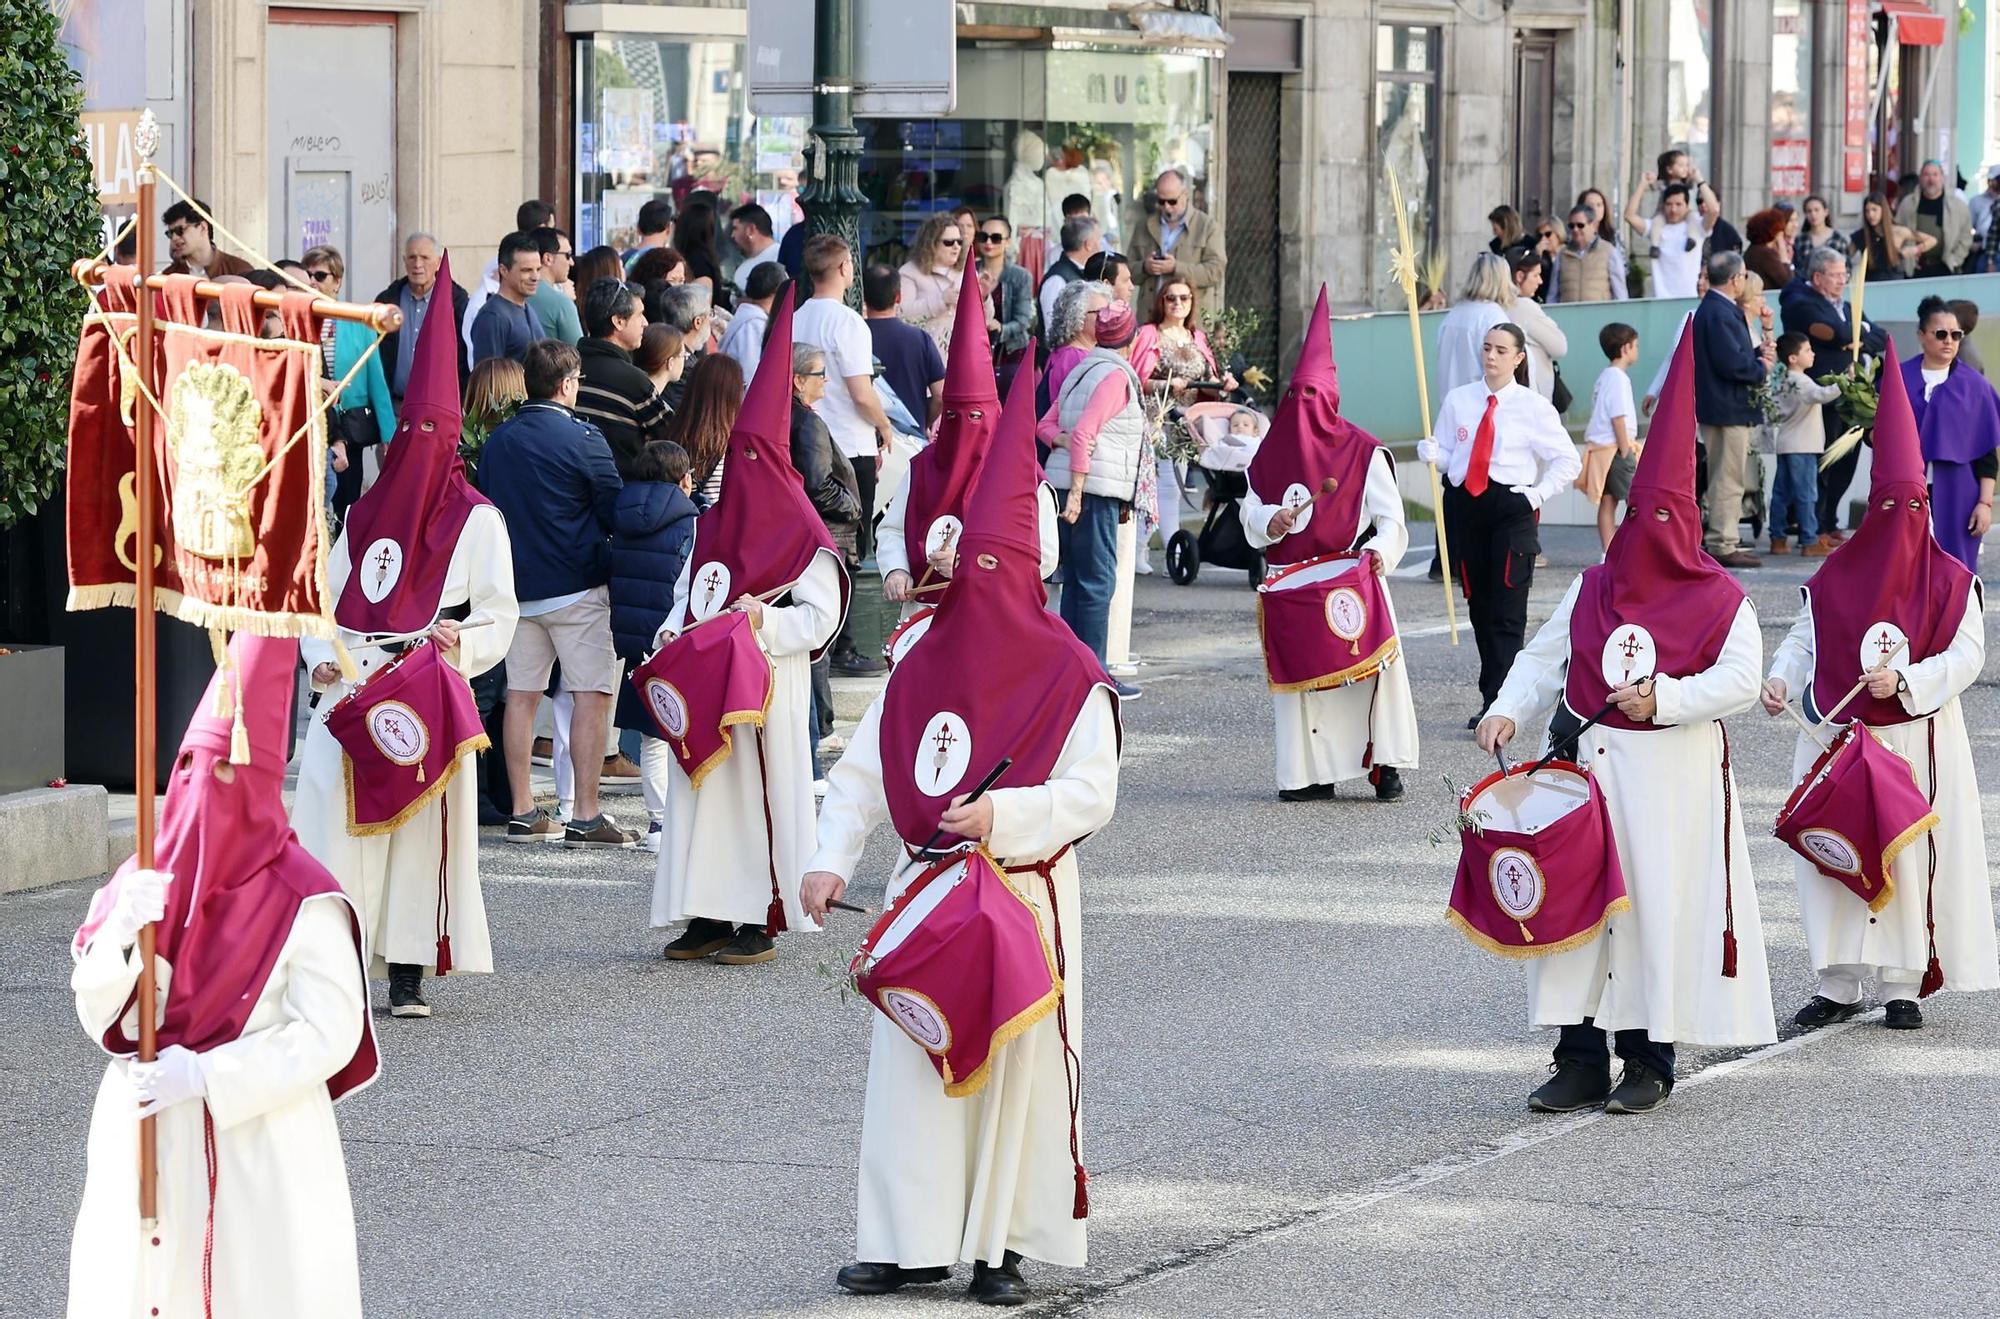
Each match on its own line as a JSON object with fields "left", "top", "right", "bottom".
{"left": 801, "top": 0, "right": 865, "bottom": 308}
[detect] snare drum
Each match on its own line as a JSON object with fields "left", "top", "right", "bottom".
{"left": 882, "top": 605, "right": 936, "bottom": 670}
{"left": 1447, "top": 762, "right": 1630, "bottom": 958}
{"left": 1257, "top": 554, "right": 1399, "bottom": 692}
{"left": 324, "top": 640, "right": 488, "bottom": 835}
{"left": 1774, "top": 722, "right": 1937, "bottom": 913}
{"left": 851, "top": 850, "right": 1061, "bottom": 1098}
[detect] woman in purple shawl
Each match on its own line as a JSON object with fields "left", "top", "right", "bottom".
{"left": 1903, "top": 296, "right": 2000, "bottom": 571}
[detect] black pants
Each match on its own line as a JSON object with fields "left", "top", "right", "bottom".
{"left": 472, "top": 665, "right": 512, "bottom": 815}
{"left": 1816, "top": 404, "right": 1861, "bottom": 534}
{"left": 1555, "top": 1017, "right": 1675, "bottom": 1082}
{"left": 852, "top": 454, "right": 878, "bottom": 562}
{"left": 1443, "top": 482, "right": 1537, "bottom": 710}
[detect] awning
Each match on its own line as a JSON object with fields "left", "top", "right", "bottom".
{"left": 1880, "top": 0, "right": 1947, "bottom": 47}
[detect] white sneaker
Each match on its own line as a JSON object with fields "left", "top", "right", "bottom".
{"left": 813, "top": 778, "right": 830, "bottom": 798}
{"left": 641, "top": 822, "right": 662, "bottom": 854}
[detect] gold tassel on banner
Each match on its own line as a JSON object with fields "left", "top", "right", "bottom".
{"left": 1518, "top": 921, "right": 1535, "bottom": 943}
{"left": 229, "top": 650, "right": 250, "bottom": 765}
{"left": 207, "top": 627, "right": 234, "bottom": 719}
{"left": 333, "top": 636, "right": 361, "bottom": 683}
{"left": 415, "top": 762, "right": 427, "bottom": 784}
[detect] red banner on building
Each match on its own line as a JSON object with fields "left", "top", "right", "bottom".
{"left": 1772, "top": 138, "right": 1811, "bottom": 197}
{"left": 1844, "top": 0, "right": 1871, "bottom": 192}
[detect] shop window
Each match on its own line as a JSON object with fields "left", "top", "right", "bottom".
{"left": 1665, "top": 0, "right": 1713, "bottom": 182}
{"left": 1770, "top": 0, "right": 1815, "bottom": 198}
{"left": 855, "top": 44, "right": 1213, "bottom": 283}
{"left": 1373, "top": 24, "right": 1439, "bottom": 309}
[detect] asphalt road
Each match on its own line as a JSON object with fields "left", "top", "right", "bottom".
{"left": 3, "top": 524, "right": 1997, "bottom": 1317}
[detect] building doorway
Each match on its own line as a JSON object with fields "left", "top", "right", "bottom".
{"left": 1224, "top": 70, "right": 1281, "bottom": 382}
{"left": 1514, "top": 32, "right": 1558, "bottom": 228}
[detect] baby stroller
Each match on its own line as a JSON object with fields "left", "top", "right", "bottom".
{"left": 1164, "top": 401, "right": 1269, "bottom": 587}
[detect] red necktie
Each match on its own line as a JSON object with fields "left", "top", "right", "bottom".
{"left": 1463, "top": 393, "right": 1500, "bottom": 497}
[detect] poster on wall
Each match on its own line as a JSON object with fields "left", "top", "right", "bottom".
{"left": 1844, "top": 0, "right": 1870, "bottom": 192}
{"left": 599, "top": 187, "right": 652, "bottom": 254}
{"left": 1771, "top": 139, "right": 1810, "bottom": 196}
{"left": 600, "top": 88, "right": 656, "bottom": 179}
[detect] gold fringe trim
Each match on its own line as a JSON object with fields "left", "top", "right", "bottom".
{"left": 1869, "top": 811, "right": 1938, "bottom": 913}
{"left": 339, "top": 734, "right": 490, "bottom": 838}
{"left": 679, "top": 657, "right": 778, "bottom": 792}
{"left": 1445, "top": 894, "right": 1633, "bottom": 961}
{"left": 67, "top": 580, "right": 338, "bottom": 638}
{"left": 1256, "top": 595, "right": 1401, "bottom": 693}
{"left": 941, "top": 982, "right": 1066, "bottom": 1099}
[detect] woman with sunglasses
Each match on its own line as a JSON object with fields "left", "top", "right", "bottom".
{"left": 1903, "top": 296, "right": 2000, "bottom": 571}
{"left": 302, "top": 244, "right": 396, "bottom": 531}
{"left": 897, "top": 214, "right": 966, "bottom": 354}
{"left": 972, "top": 214, "right": 1036, "bottom": 398}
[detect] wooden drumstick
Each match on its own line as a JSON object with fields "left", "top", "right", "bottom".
{"left": 826, "top": 897, "right": 869, "bottom": 914}
{"left": 1820, "top": 637, "right": 1911, "bottom": 724}
{"left": 1780, "top": 700, "right": 1829, "bottom": 751}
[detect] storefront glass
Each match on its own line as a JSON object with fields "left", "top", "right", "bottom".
{"left": 1665, "top": 0, "right": 1714, "bottom": 180}
{"left": 574, "top": 33, "right": 808, "bottom": 254}
{"left": 1770, "top": 0, "right": 1815, "bottom": 197}
{"left": 1372, "top": 24, "right": 1439, "bottom": 309}
{"left": 855, "top": 43, "right": 1214, "bottom": 280}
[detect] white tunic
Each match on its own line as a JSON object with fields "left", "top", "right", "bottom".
{"left": 876, "top": 469, "right": 1061, "bottom": 620}
{"left": 1488, "top": 580, "right": 1777, "bottom": 1046}
{"left": 68, "top": 897, "right": 369, "bottom": 1319}
{"left": 294, "top": 505, "right": 519, "bottom": 975}
{"left": 1241, "top": 455, "right": 1421, "bottom": 787}
{"left": 1767, "top": 584, "right": 1998, "bottom": 991}
{"left": 807, "top": 687, "right": 1120, "bottom": 1270}
{"left": 650, "top": 551, "right": 842, "bottom": 931}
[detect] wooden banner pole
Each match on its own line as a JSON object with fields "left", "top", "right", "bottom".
{"left": 132, "top": 143, "right": 160, "bottom": 1232}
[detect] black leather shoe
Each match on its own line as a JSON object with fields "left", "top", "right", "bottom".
{"left": 1372, "top": 766, "right": 1404, "bottom": 802}
{"left": 1884, "top": 999, "right": 1924, "bottom": 1030}
{"left": 1277, "top": 783, "right": 1337, "bottom": 802}
{"left": 970, "top": 1252, "right": 1029, "bottom": 1307}
{"left": 1605, "top": 1061, "right": 1672, "bottom": 1114}
{"left": 835, "top": 1262, "right": 950, "bottom": 1295}
{"left": 1527, "top": 1060, "right": 1611, "bottom": 1113}
{"left": 715, "top": 926, "right": 777, "bottom": 965}
{"left": 387, "top": 963, "right": 430, "bottom": 1018}
{"left": 663, "top": 917, "right": 734, "bottom": 961}
{"left": 1793, "top": 995, "right": 1864, "bottom": 1030}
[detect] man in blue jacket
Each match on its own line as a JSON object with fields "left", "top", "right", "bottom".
{"left": 1692, "top": 251, "right": 1776, "bottom": 568}
{"left": 479, "top": 340, "right": 635, "bottom": 848}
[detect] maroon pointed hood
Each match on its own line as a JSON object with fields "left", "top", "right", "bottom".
{"left": 943, "top": 261, "right": 998, "bottom": 403}
{"left": 903, "top": 282, "right": 1009, "bottom": 582}
{"left": 684, "top": 286, "right": 851, "bottom": 651}
{"left": 1565, "top": 321, "right": 1745, "bottom": 728}
{"left": 879, "top": 355, "right": 1116, "bottom": 848}
{"left": 1803, "top": 335, "right": 1975, "bottom": 724}
{"left": 335, "top": 249, "right": 489, "bottom": 638}
{"left": 1245, "top": 286, "right": 1384, "bottom": 565}
{"left": 74, "top": 632, "right": 379, "bottom": 1102}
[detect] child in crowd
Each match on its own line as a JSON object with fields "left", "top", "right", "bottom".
{"left": 608, "top": 440, "right": 699, "bottom": 851}
{"left": 1229, "top": 407, "right": 1262, "bottom": 438}
{"left": 1768, "top": 332, "right": 1841, "bottom": 558}
{"left": 1582, "top": 322, "right": 1640, "bottom": 553}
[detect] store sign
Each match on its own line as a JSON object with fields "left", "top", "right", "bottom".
{"left": 1772, "top": 138, "right": 1810, "bottom": 197}
{"left": 81, "top": 110, "right": 143, "bottom": 205}
{"left": 1047, "top": 52, "right": 1177, "bottom": 125}
{"left": 747, "top": 0, "right": 954, "bottom": 117}
{"left": 1844, "top": 0, "right": 1870, "bottom": 192}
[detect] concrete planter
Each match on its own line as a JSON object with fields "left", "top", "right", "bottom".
{"left": 0, "top": 644, "right": 64, "bottom": 794}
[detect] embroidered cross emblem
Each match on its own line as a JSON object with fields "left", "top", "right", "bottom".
{"left": 930, "top": 723, "right": 957, "bottom": 766}
{"left": 1875, "top": 627, "right": 1897, "bottom": 660}
{"left": 1618, "top": 631, "right": 1641, "bottom": 661}
{"left": 702, "top": 566, "right": 723, "bottom": 610}
{"left": 1500, "top": 859, "right": 1528, "bottom": 905}
{"left": 372, "top": 544, "right": 395, "bottom": 585}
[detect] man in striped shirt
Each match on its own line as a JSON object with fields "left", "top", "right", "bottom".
{"left": 575, "top": 277, "right": 673, "bottom": 478}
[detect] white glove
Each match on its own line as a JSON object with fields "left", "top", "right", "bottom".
{"left": 1415, "top": 438, "right": 1440, "bottom": 466}
{"left": 102, "top": 869, "right": 170, "bottom": 948}
{"left": 130, "top": 1044, "right": 206, "bottom": 1119}
{"left": 1509, "top": 484, "right": 1542, "bottom": 510}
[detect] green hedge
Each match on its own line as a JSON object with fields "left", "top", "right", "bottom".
{"left": 0, "top": 10, "right": 101, "bottom": 528}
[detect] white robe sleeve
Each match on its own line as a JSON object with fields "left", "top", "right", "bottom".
{"left": 1895, "top": 582, "right": 1986, "bottom": 715}
{"left": 1039, "top": 482, "right": 1061, "bottom": 580}
{"left": 301, "top": 535, "right": 353, "bottom": 693}
{"left": 1487, "top": 576, "right": 1582, "bottom": 732}
{"left": 986, "top": 687, "right": 1120, "bottom": 859}
{"left": 875, "top": 473, "right": 913, "bottom": 579}
{"left": 806, "top": 698, "right": 892, "bottom": 881}
{"left": 192, "top": 899, "right": 366, "bottom": 1134}
{"left": 1240, "top": 480, "right": 1283, "bottom": 549}
{"left": 758, "top": 551, "right": 843, "bottom": 659}
{"left": 446, "top": 505, "right": 520, "bottom": 680}
{"left": 1362, "top": 455, "right": 1409, "bottom": 571}
{"left": 72, "top": 914, "right": 149, "bottom": 1039}
{"left": 1767, "top": 598, "right": 1814, "bottom": 698}
{"left": 1652, "top": 598, "right": 1761, "bottom": 726}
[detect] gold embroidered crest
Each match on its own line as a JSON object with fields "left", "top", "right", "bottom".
{"left": 166, "top": 361, "right": 265, "bottom": 560}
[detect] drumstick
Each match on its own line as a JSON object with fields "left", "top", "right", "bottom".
{"left": 909, "top": 578, "right": 951, "bottom": 596}
{"left": 1819, "top": 638, "right": 1911, "bottom": 725}
{"left": 915, "top": 756, "right": 1014, "bottom": 857}
{"left": 1524, "top": 679, "right": 1651, "bottom": 777}
{"left": 826, "top": 897, "right": 869, "bottom": 914}
{"left": 1781, "top": 700, "right": 1830, "bottom": 751}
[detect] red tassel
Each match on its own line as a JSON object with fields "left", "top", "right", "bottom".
{"left": 435, "top": 935, "right": 453, "bottom": 976}
{"left": 1720, "top": 929, "right": 1738, "bottom": 979}
{"left": 1920, "top": 953, "right": 1944, "bottom": 999}
{"left": 1072, "top": 1167, "right": 1089, "bottom": 1220}
{"left": 763, "top": 893, "right": 788, "bottom": 939}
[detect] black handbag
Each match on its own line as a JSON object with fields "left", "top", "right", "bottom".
{"left": 332, "top": 402, "right": 379, "bottom": 450}
{"left": 1549, "top": 363, "right": 1574, "bottom": 414}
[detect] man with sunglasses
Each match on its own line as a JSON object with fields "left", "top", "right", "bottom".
{"left": 161, "top": 198, "right": 252, "bottom": 278}
{"left": 1549, "top": 205, "right": 1629, "bottom": 303}
{"left": 1125, "top": 167, "right": 1225, "bottom": 317}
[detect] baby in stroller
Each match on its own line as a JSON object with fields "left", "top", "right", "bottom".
{"left": 1164, "top": 402, "right": 1272, "bottom": 586}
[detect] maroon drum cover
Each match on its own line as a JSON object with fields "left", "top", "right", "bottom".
{"left": 1257, "top": 554, "right": 1399, "bottom": 692}
{"left": 1447, "top": 763, "right": 1631, "bottom": 958}
{"left": 324, "top": 640, "right": 489, "bottom": 836}
{"left": 629, "top": 610, "right": 775, "bottom": 789}
{"left": 1774, "top": 722, "right": 1938, "bottom": 912}
{"left": 850, "top": 850, "right": 1062, "bottom": 1098}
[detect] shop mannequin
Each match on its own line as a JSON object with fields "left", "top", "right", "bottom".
{"left": 1006, "top": 128, "right": 1051, "bottom": 282}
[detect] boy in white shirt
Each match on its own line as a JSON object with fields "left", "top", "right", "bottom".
{"left": 1768, "top": 332, "right": 1842, "bottom": 557}
{"left": 1582, "top": 322, "right": 1640, "bottom": 552}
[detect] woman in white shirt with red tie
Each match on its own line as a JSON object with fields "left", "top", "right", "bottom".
{"left": 1418, "top": 324, "right": 1581, "bottom": 725}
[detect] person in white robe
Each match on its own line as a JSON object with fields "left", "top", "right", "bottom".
{"left": 878, "top": 473, "right": 1060, "bottom": 621}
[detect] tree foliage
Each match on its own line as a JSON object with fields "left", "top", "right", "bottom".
{"left": 0, "top": 8, "right": 100, "bottom": 528}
